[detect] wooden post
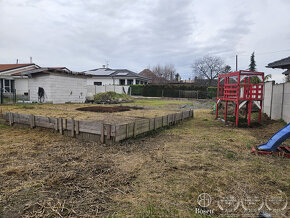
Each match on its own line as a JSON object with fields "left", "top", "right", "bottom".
{"left": 55, "top": 118, "right": 58, "bottom": 131}
{"left": 9, "top": 112, "right": 13, "bottom": 126}
{"left": 100, "top": 122, "right": 104, "bottom": 143}
{"left": 148, "top": 119, "right": 151, "bottom": 130}
{"left": 30, "top": 114, "right": 35, "bottom": 129}
{"left": 59, "top": 118, "right": 63, "bottom": 135}
{"left": 154, "top": 116, "right": 157, "bottom": 130}
{"left": 107, "top": 124, "right": 111, "bottom": 140}
{"left": 75, "top": 120, "right": 79, "bottom": 135}
{"left": 126, "top": 123, "right": 129, "bottom": 138}
{"left": 133, "top": 121, "right": 137, "bottom": 138}
{"left": 71, "top": 118, "right": 75, "bottom": 137}
{"left": 161, "top": 116, "right": 164, "bottom": 127}
{"left": 63, "top": 118, "right": 67, "bottom": 130}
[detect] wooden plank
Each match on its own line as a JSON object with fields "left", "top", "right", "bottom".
{"left": 100, "top": 123, "right": 104, "bottom": 143}
{"left": 71, "top": 118, "right": 75, "bottom": 137}
{"left": 78, "top": 121, "right": 103, "bottom": 135}
{"left": 154, "top": 117, "right": 157, "bottom": 130}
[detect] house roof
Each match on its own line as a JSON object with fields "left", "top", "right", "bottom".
{"left": 139, "top": 69, "right": 169, "bottom": 84}
{"left": 282, "top": 69, "right": 290, "bottom": 75}
{"left": 267, "top": 56, "right": 290, "bottom": 69}
{"left": 0, "top": 64, "right": 35, "bottom": 72}
{"left": 22, "top": 68, "right": 88, "bottom": 77}
{"left": 84, "top": 68, "right": 150, "bottom": 80}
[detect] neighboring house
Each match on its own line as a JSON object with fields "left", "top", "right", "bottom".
{"left": 0, "top": 64, "right": 39, "bottom": 95}
{"left": 84, "top": 68, "right": 149, "bottom": 86}
{"left": 23, "top": 68, "right": 88, "bottom": 104}
{"left": 267, "top": 56, "right": 290, "bottom": 81}
{"left": 139, "top": 69, "right": 169, "bottom": 84}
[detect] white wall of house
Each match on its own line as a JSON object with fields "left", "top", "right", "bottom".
{"left": 29, "top": 73, "right": 87, "bottom": 104}
{"left": 87, "top": 77, "right": 148, "bottom": 86}
{"left": 87, "top": 77, "right": 114, "bottom": 85}
{"left": 14, "top": 78, "right": 29, "bottom": 95}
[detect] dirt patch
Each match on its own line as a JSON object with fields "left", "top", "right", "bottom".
{"left": 76, "top": 106, "right": 144, "bottom": 113}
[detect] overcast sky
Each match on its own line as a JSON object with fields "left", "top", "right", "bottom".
{"left": 0, "top": 0, "right": 289, "bottom": 82}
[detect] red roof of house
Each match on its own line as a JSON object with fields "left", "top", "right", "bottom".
{"left": 0, "top": 64, "right": 35, "bottom": 72}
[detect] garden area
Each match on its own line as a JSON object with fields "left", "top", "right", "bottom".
{"left": 0, "top": 98, "right": 289, "bottom": 217}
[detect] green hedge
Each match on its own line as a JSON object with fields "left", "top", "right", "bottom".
{"left": 130, "top": 85, "right": 144, "bottom": 95}
{"left": 131, "top": 84, "right": 208, "bottom": 98}
{"left": 207, "top": 87, "right": 217, "bottom": 98}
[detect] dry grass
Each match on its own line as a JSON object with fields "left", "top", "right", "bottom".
{"left": 0, "top": 102, "right": 289, "bottom": 217}
{"left": 0, "top": 102, "right": 184, "bottom": 125}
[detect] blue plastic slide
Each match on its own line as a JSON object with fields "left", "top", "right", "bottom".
{"left": 258, "top": 123, "right": 290, "bottom": 152}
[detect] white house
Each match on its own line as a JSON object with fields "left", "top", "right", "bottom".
{"left": 24, "top": 68, "right": 88, "bottom": 104}
{"left": 84, "top": 68, "right": 150, "bottom": 86}
{"left": 0, "top": 64, "right": 39, "bottom": 96}
{"left": 1, "top": 64, "right": 150, "bottom": 104}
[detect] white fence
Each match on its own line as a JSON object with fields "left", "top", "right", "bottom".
{"left": 86, "top": 85, "right": 130, "bottom": 99}
{"left": 263, "top": 81, "right": 290, "bottom": 123}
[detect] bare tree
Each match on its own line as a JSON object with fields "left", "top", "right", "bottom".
{"left": 151, "top": 64, "right": 176, "bottom": 81}
{"left": 192, "top": 55, "right": 225, "bottom": 86}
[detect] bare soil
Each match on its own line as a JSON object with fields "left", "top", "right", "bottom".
{"left": 76, "top": 106, "right": 144, "bottom": 113}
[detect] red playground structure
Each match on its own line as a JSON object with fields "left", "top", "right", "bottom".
{"left": 216, "top": 70, "right": 264, "bottom": 126}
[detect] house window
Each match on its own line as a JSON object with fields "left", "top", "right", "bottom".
{"left": 119, "top": 79, "right": 125, "bottom": 85}
{"left": 94, "top": 82, "right": 102, "bottom": 86}
{"left": 136, "top": 80, "right": 140, "bottom": 84}
{"left": 140, "top": 81, "right": 144, "bottom": 84}
{"left": 127, "top": 79, "right": 133, "bottom": 85}
{"left": 2, "top": 79, "right": 14, "bottom": 93}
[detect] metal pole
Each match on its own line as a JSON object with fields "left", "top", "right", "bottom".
{"left": 236, "top": 55, "right": 238, "bottom": 71}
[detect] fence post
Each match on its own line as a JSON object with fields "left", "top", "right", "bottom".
{"left": 59, "top": 118, "right": 63, "bottom": 135}
{"left": 30, "top": 114, "right": 35, "bottom": 129}
{"left": 71, "top": 118, "right": 75, "bottom": 137}
{"left": 269, "top": 81, "right": 274, "bottom": 119}
{"left": 280, "top": 83, "right": 285, "bottom": 120}
{"left": 100, "top": 122, "right": 105, "bottom": 143}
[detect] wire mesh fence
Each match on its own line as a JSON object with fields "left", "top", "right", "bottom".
{"left": 0, "top": 89, "right": 16, "bottom": 104}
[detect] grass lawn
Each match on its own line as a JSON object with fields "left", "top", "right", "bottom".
{"left": 0, "top": 99, "right": 289, "bottom": 217}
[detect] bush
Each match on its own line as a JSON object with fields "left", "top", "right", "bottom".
{"left": 207, "top": 87, "right": 217, "bottom": 98}
{"left": 93, "top": 91, "right": 133, "bottom": 104}
{"left": 141, "top": 84, "right": 207, "bottom": 98}
{"left": 130, "top": 85, "right": 144, "bottom": 95}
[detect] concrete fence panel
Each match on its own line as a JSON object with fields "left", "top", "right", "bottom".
{"left": 263, "top": 81, "right": 290, "bottom": 123}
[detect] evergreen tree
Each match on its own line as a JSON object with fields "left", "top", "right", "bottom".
{"left": 249, "top": 52, "right": 256, "bottom": 71}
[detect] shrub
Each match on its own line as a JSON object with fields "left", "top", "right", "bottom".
{"left": 207, "top": 87, "right": 217, "bottom": 98}
{"left": 93, "top": 91, "right": 133, "bottom": 104}
{"left": 141, "top": 84, "right": 207, "bottom": 98}
{"left": 130, "top": 85, "right": 144, "bottom": 95}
